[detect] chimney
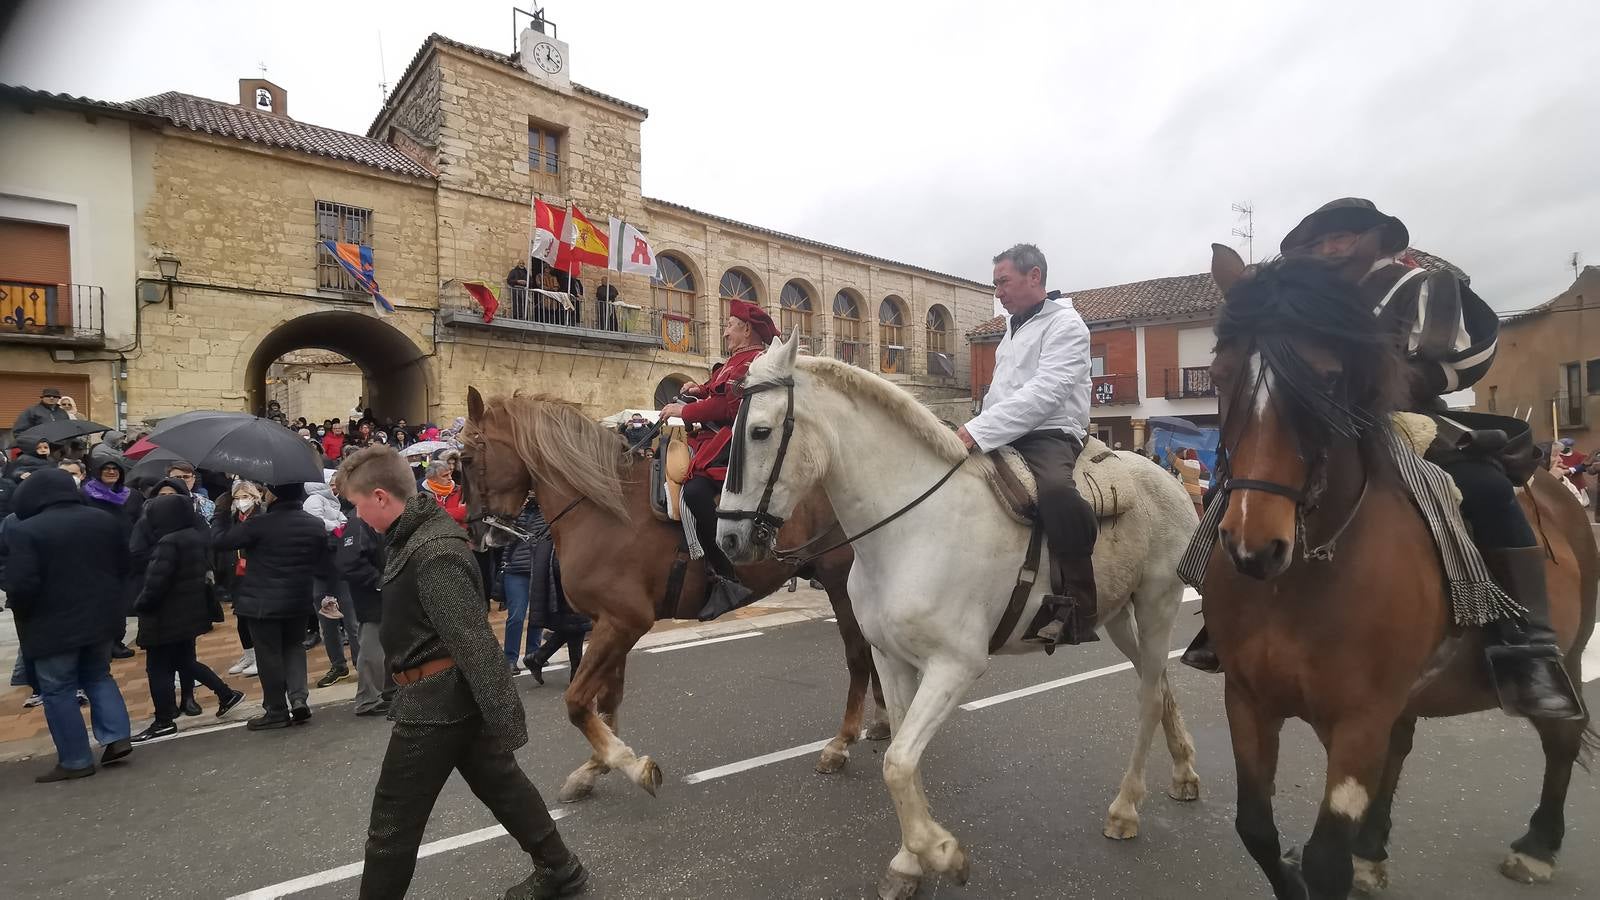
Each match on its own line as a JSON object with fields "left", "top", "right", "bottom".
{"left": 238, "top": 78, "right": 288, "bottom": 118}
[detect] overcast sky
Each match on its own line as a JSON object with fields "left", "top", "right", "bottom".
{"left": 3, "top": 0, "right": 1595, "bottom": 311}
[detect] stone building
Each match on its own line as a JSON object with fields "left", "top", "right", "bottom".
{"left": 1472, "top": 265, "right": 1600, "bottom": 444}
{"left": 2, "top": 26, "right": 993, "bottom": 433}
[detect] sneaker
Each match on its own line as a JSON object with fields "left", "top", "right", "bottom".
{"left": 242, "top": 660, "right": 258, "bottom": 677}
{"left": 76, "top": 690, "right": 88, "bottom": 707}
{"left": 290, "top": 703, "right": 312, "bottom": 724}
{"left": 316, "top": 667, "right": 351, "bottom": 689}
{"left": 180, "top": 698, "right": 203, "bottom": 717}
{"left": 22, "top": 693, "right": 42, "bottom": 709}
{"left": 216, "top": 688, "right": 247, "bottom": 719}
{"left": 301, "top": 632, "right": 322, "bottom": 651}
{"left": 227, "top": 651, "right": 255, "bottom": 676}
{"left": 131, "top": 721, "right": 178, "bottom": 743}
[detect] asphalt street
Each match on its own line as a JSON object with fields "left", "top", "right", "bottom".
{"left": 1, "top": 610, "right": 1597, "bottom": 900}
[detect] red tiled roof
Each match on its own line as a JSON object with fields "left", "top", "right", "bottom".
{"left": 127, "top": 91, "right": 435, "bottom": 179}
{"left": 968, "top": 271, "right": 1221, "bottom": 338}
{"left": 0, "top": 83, "right": 164, "bottom": 123}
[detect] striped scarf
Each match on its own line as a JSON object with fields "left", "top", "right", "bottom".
{"left": 1177, "top": 426, "right": 1522, "bottom": 627}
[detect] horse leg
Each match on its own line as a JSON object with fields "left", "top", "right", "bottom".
{"left": 1160, "top": 670, "right": 1201, "bottom": 801}
{"left": 1500, "top": 715, "right": 1591, "bottom": 884}
{"left": 818, "top": 589, "right": 874, "bottom": 774}
{"left": 559, "top": 622, "right": 659, "bottom": 802}
{"left": 1100, "top": 609, "right": 1160, "bottom": 840}
{"left": 865, "top": 666, "right": 891, "bottom": 741}
{"left": 1225, "top": 680, "right": 1303, "bottom": 900}
{"left": 1350, "top": 716, "right": 1416, "bottom": 895}
{"left": 872, "top": 650, "right": 923, "bottom": 900}
{"left": 874, "top": 651, "right": 981, "bottom": 899}
{"left": 1137, "top": 576, "right": 1202, "bottom": 802}
{"left": 1300, "top": 717, "right": 1393, "bottom": 900}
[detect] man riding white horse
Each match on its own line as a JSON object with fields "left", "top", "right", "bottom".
{"left": 956, "top": 243, "right": 1099, "bottom": 650}
{"left": 1183, "top": 198, "right": 1582, "bottom": 720}
{"left": 659, "top": 298, "right": 780, "bottom": 621}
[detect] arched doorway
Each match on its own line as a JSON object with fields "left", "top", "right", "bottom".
{"left": 245, "top": 311, "right": 429, "bottom": 423}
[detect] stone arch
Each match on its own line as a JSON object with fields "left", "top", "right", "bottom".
{"left": 879, "top": 295, "right": 910, "bottom": 374}
{"left": 244, "top": 310, "right": 430, "bottom": 422}
{"left": 831, "top": 287, "right": 866, "bottom": 365}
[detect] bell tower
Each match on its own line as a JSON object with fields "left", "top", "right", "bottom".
{"left": 516, "top": 7, "right": 571, "bottom": 91}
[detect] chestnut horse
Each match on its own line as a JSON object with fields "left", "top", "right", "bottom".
{"left": 1201, "top": 244, "right": 1596, "bottom": 899}
{"left": 460, "top": 387, "right": 886, "bottom": 802}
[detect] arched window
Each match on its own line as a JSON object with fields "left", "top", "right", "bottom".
{"left": 926, "top": 304, "right": 954, "bottom": 377}
{"left": 651, "top": 254, "right": 701, "bottom": 354}
{"left": 779, "top": 280, "right": 815, "bottom": 351}
{"left": 832, "top": 290, "right": 864, "bottom": 366}
{"left": 879, "top": 296, "right": 907, "bottom": 373}
{"left": 719, "top": 269, "right": 758, "bottom": 355}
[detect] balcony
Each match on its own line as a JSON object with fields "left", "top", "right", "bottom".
{"left": 835, "top": 339, "right": 867, "bottom": 368}
{"left": 1092, "top": 373, "right": 1139, "bottom": 407}
{"left": 1556, "top": 392, "right": 1586, "bottom": 429}
{"left": 0, "top": 282, "right": 105, "bottom": 347}
{"left": 442, "top": 287, "right": 704, "bottom": 351}
{"left": 1163, "top": 365, "right": 1216, "bottom": 399}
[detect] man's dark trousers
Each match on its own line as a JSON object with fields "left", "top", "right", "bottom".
{"left": 359, "top": 715, "right": 568, "bottom": 899}
{"left": 1010, "top": 430, "right": 1098, "bottom": 562}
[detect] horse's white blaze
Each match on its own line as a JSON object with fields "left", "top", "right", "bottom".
{"left": 1234, "top": 351, "right": 1273, "bottom": 540}
{"left": 1328, "top": 777, "right": 1369, "bottom": 819}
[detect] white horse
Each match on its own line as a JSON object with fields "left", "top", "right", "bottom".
{"left": 717, "top": 336, "right": 1203, "bottom": 898}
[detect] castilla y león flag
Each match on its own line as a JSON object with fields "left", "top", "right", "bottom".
{"left": 321, "top": 240, "right": 394, "bottom": 314}
{"left": 559, "top": 204, "right": 609, "bottom": 273}
{"left": 607, "top": 217, "right": 659, "bottom": 276}
{"left": 531, "top": 199, "right": 567, "bottom": 267}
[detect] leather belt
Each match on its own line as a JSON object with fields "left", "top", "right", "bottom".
{"left": 393, "top": 656, "right": 455, "bottom": 686}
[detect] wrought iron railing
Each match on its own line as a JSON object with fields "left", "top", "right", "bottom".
{"left": 0, "top": 282, "right": 105, "bottom": 340}
{"left": 1091, "top": 373, "right": 1139, "bottom": 406}
{"left": 1556, "top": 392, "right": 1585, "bottom": 428}
{"left": 1163, "top": 365, "right": 1216, "bottom": 399}
{"left": 835, "top": 339, "right": 867, "bottom": 368}
{"left": 449, "top": 286, "right": 706, "bottom": 351}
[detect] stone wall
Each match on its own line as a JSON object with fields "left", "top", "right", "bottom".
{"left": 387, "top": 55, "right": 442, "bottom": 151}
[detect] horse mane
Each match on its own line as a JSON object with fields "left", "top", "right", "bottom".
{"left": 481, "top": 392, "right": 630, "bottom": 521}
{"left": 760, "top": 354, "right": 970, "bottom": 467}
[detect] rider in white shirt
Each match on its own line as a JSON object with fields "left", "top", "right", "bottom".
{"left": 958, "top": 244, "right": 1099, "bottom": 651}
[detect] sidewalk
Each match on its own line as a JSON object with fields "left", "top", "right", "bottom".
{"left": 0, "top": 583, "right": 834, "bottom": 763}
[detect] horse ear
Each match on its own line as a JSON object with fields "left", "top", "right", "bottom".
{"left": 1337, "top": 229, "right": 1386, "bottom": 283}
{"left": 776, "top": 329, "right": 800, "bottom": 372}
{"left": 467, "top": 386, "right": 485, "bottom": 422}
{"left": 1211, "top": 243, "right": 1247, "bottom": 295}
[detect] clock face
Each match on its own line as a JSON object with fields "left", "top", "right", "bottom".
{"left": 533, "top": 41, "right": 563, "bottom": 74}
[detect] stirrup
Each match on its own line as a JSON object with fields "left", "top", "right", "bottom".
{"left": 1484, "top": 644, "right": 1585, "bottom": 721}
{"left": 1022, "top": 594, "right": 1098, "bottom": 654}
{"left": 696, "top": 574, "right": 754, "bottom": 622}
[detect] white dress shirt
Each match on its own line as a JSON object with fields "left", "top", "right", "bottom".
{"left": 965, "top": 298, "right": 1092, "bottom": 452}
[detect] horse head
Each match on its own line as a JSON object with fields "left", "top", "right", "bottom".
{"left": 1208, "top": 237, "right": 1406, "bottom": 579}
{"left": 461, "top": 386, "right": 533, "bottom": 549}
{"left": 716, "top": 330, "right": 826, "bottom": 563}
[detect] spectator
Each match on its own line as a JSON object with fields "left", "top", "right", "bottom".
{"left": 56, "top": 459, "right": 86, "bottom": 487}
{"left": 420, "top": 461, "right": 467, "bottom": 527}
{"left": 522, "top": 552, "right": 590, "bottom": 685}
{"left": 129, "top": 495, "right": 246, "bottom": 741}
{"left": 336, "top": 480, "right": 391, "bottom": 716}
{"left": 352, "top": 421, "right": 375, "bottom": 449}
{"left": 0, "top": 468, "right": 134, "bottom": 781}
{"left": 507, "top": 261, "right": 530, "bottom": 320}
{"left": 139, "top": 474, "right": 209, "bottom": 715}
{"left": 1556, "top": 438, "right": 1586, "bottom": 493}
{"left": 305, "top": 478, "right": 359, "bottom": 687}
{"left": 621, "top": 413, "right": 653, "bottom": 449}
{"left": 321, "top": 422, "right": 347, "bottom": 461}
{"left": 163, "top": 462, "right": 215, "bottom": 522}
{"left": 218, "top": 481, "right": 263, "bottom": 677}
{"left": 212, "top": 482, "right": 330, "bottom": 730}
{"left": 82, "top": 458, "right": 144, "bottom": 659}
{"left": 56, "top": 396, "right": 81, "bottom": 421}
{"left": 11, "top": 387, "right": 69, "bottom": 435}
{"left": 501, "top": 499, "right": 552, "bottom": 671}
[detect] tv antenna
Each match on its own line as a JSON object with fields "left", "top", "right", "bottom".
{"left": 257, "top": 62, "right": 268, "bottom": 79}
{"left": 378, "top": 31, "right": 389, "bottom": 101}
{"left": 1572, "top": 252, "right": 1583, "bottom": 279}
{"left": 1232, "top": 202, "right": 1255, "bottom": 263}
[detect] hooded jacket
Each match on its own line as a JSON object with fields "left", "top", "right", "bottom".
{"left": 211, "top": 483, "right": 331, "bottom": 619}
{"left": 303, "top": 481, "right": 346, "bottom": 533}
{"left": 0, "top": 468, "right": 130, "bottom": 658}
{"left": 134, "top": 494, "right": 215, "bottom": 648}
{"left": 337, "top": 498, "right": 385, "bottom": 623}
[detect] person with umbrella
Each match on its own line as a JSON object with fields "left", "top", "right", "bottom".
{"left": 10, "top": 387, "right": 69, "bottom": 435}
{"left": 82, "top": 457, "right": 144, "bottom": 659}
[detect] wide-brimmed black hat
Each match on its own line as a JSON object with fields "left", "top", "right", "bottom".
{"left": 1280, "top": 198, "right": 1410, "bottom": 255}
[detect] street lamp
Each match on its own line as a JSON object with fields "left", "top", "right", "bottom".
{"left": 155, "top": 253, "right": 180, "bottom": 308}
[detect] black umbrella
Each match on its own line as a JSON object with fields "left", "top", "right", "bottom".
{"left": 148, "top": 414, "right": 323, "bottom": 485}
{"left": 1147, "top": 415, "right": 1204, "bottom": 437}
{"left": 127, "top": 447, "right": 186, "bottom": 490}
{"left": 15, "top": 418, "right": 112, "bottom": 445}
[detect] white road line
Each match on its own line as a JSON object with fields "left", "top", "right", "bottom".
{"left": 513, "top": 665, "right": 569, "bottom": 679}
{"left": 1182, "top": 587, "right": 1201, "bottom": 603}
{"left": 141, "top": 719, "right": 251, "bottom": 746}
{"left": 644, "top": 631, "right": 762, "bottom": 653}
{"left": 824, "top": 617, "right": 837, "bottom": 623}
{"left": 227, "top": 810, "right": 571, "bottom": 899}
{"left": 682, "top": 738, "right": 833, "bottom": 785}
{"left": 960, "top": 649, "right": 1185, "bottom": 711}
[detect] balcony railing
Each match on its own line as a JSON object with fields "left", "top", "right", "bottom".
{"left": 1163, "top": 365, "right": 1216, "bottom": 399}
{"left": 835, "top": 339, "right": 867, "bottom": 368}
{"left": 880, "top": 345, "right": 907, "bottom": 374}
{"left": 927, "top": 350, "right": 956, "bottom": 378}
{"left": 1557, "top": 392, "right": 1586, "bottom": 428}
{"left": 442, "top": 286, "right": 702, "bottom": 350}
{"left": 1092, "top": 373, "right": 1139, "bottom": 406}
{"left": 0, "top": 282, "right": 105, "bottom": 345}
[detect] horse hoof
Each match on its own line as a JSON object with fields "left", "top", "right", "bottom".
{"left": 1168, "top": 773, "right": 1201, "bottom": 802}
{"left": 864, "top": 721, "right": 891, "bottom": 742}
{"left": 1103, "top": 814, "right": 1139, "bottom": 841}
{"left": 1352, "top": 856, "right": 1388, "bottom": 894}
{"left": 876, "top": 869, "right": 920, "bottom": 900}
{"left": 815, "top": 746, "right": 849, "bottom": 774}
{"left": 629, "top": 756, "right": 663, "bottom": 797}
{"left": 557, "top": 777, "right": 595, "bottom": 804}
{"left": 922, "top": 837, "right": 969, "bottom": 885}
{"left": 1500, "top": 851, "right": 1554, "bottom": 884}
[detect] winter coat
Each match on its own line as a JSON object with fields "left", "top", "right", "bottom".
{"left": 337, "top": 504, "right": 385, "bottom": 624}
{"left": 211, "top": 497, "right": 331, "bottom": 620}
{"left": 11, "top": 402, "right": 69, "bottom": 435}
{"left": 303, "top": 482, "right": 345, "bottom": 533}
{"left": 0, "top": 469, "right": 130, "bottom": 658}
{"left": 499, "top": 502, "right": 549, "bottom": 575}
{"left": 546, "top": 553, "right": 592, "bottom": 635}
{"left": 422, "top": 480, "right": 467, "bottom": 527}
{"left": 321, "top": 432, "right": 345, "bottom": 460}
{"left": 133, "top": 495, "right": 215, "bottom": 648}
{"left": 82, "top": 477, "right": 145, "bottom": 546}
{"left": 679, "top": 345, "right": 764, "bottom": 481}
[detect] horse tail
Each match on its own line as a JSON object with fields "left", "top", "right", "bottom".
{"left": 1577, "top": 721, "right": 1600, "bottom": 774}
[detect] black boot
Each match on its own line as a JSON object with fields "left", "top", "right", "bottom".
{"left": 503, "top": 855, "right": 587, "bottom": 899}
{"left": 1181, "top": 625, "right": 1222, "bottom": 674}
{"left": 1482, "top": 547, "right": 1584, "bottom": 720}
{"left": 1022, "top": 555, "right": 1100, "bottom": 653}
{"left": 694, "top": 545, "right": 755, "bottom": 622}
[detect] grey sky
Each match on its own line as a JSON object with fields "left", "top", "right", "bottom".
{"left": 3, "top": 0, "right": 1595, "bottom": 312}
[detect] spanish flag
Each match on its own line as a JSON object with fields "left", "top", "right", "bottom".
{"left": 321, "top": 240, "right": 394, "bottom": 315}
{"left": 559, "top": 204, "right": 610, "bottom": 273}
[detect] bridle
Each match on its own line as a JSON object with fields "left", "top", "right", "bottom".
{"left": 716, "top": 375, "right": 969, "bottom": 568}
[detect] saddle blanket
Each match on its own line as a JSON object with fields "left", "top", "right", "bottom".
{"left": 987, "top": 435, "right": 1133, "bottom": 524}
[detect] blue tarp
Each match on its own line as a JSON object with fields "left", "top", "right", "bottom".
{"left": 1149, "top": 424, "right": 1221, "bottom": 474}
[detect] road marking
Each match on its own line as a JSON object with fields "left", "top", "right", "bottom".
{"left": 683, "top": 738, "right": 833, "bottom": 785}
{"left": 514, "top": 665, "right": 569, "bottom": 679}
{"left": 227, "top": 810, "right": 571, "bottom": 899}
{"left": 644, "top": 631, "right": 762, "bottom": 653}
{"left": 1182, "top": 587, "right": 1200, "bottom": 603}
{"left": 960, "top": 649, "right": 1184, "bottom": 711}
{"left": 142, "top": 719, "right": 251, "bottom": 746}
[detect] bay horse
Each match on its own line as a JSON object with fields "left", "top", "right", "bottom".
{"left": 459, "top": 387, "right": 887, "bottom": 803}
{"left": 715, "top": 337, "right": 1202, "bottom": 899}
{"left": 1201, "top": 242, "right": 1596, "bottom": 899}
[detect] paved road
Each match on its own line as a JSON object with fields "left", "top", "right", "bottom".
{"left": 1, "top": 611, "right": 1597, "bottom": 899}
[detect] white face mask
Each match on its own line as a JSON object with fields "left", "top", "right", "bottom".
{"left": 235, "top": 498, "right": 257, "bottom": 513}
{"left": 71, "top": 475, "right": 83, "bottom": 486}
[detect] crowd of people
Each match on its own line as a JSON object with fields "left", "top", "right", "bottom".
{"left": 2, "top": 389, "right": 587, "bottom": 786}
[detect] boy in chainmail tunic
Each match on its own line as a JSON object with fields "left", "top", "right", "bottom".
{"left": 340, "top": 447, "right": 587, "bottom": 900}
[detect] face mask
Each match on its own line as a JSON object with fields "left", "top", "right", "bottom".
{"left": 235, "top": 498, "right": 256, "bottom": 513}
{"left": 71, "top": 476, "right": 83, "bottom": 486}
{"left": 316, "top": 430, "right": 326, "bottom": 438}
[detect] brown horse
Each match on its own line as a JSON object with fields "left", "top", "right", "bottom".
{"left": 1202, "top": 243, "right": 1596, "bottom": 899}
{"left": 459, "top": 387, "right": 887, "bottom": 802}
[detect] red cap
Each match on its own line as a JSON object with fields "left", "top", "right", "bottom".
{"left": 729, "top": 298, "right": 779, "bottom": 344}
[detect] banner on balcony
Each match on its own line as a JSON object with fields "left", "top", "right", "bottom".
{"left": 607, "top": 217, "right": 659, "bottom": 276}
{"left": 321, "top": 241, "right": 393, "bottom": 315}
{"left": 661, "top": 312, "right": 693, "bottom": 353}
{"left": 462, "top": 281, "right": 499, "bottom": 323}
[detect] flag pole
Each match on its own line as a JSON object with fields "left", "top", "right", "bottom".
{"left": 526, "top": 191, "right": 540, "bottom": 320}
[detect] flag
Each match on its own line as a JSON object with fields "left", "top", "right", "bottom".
{"left": 462, "top": 281, "right": 499, "bottom": 323}
{"left": 322, "top": 240, "right": 394, "bottom": 314}
{"left": 531, "top": 199, "right": 566, "bottom": 266}
{"left": 608, "top": 217, "right": 659, "bottom": 276}
{"left": 560, "top": 204, "right": 610, "bottom": 271}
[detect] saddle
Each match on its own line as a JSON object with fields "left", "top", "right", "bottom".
{"left": 648, "top": 427, "right": 692, "bottom": 522}
{"left": 985, "top": 435, "right": 1132, "bottom": 525}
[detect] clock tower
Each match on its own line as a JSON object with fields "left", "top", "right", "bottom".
{"left": 517, "top": 11, "right": 572, "bottom": 90}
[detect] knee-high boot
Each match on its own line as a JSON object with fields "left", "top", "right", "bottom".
{"left": 1022, "top": 554, "right": 1100, "bottom": 653}
{"left": 1482, "top": 547, "right": 1584, "bottom": 720}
